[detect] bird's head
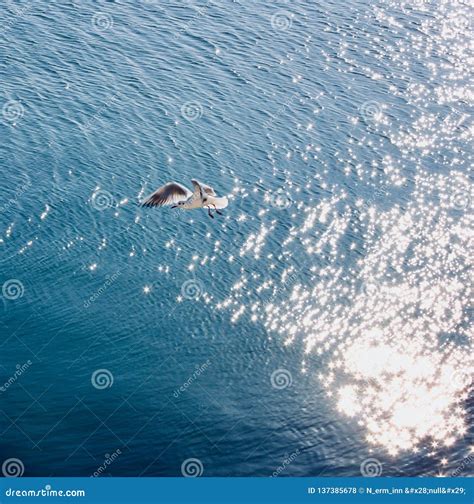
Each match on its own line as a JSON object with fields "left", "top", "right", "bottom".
{"left": 171, "top": 201, "right": 184, "bottom": 209}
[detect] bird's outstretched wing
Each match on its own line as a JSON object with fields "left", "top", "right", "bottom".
{"left": 191, "top": 179, "right": 216, "bottom": 198}
{"left": 141, "top": 182, "right": 192, "bottom": 207}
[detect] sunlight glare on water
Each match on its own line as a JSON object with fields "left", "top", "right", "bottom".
{"left": 1, "top": 0, "right": 472, "bottom": 477}
{"left": 221, "top": 0, "right": 473, "bottom": 457}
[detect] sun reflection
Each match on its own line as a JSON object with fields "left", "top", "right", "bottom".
{"left": 221, "top": 154, "right": 472, "bottom": 455}
{"left": 217, "top": 0, "right": 473, "bottom": 458}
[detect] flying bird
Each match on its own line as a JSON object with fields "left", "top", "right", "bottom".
{"left": 140, "top": 179, "right": 228, "bottom": 218}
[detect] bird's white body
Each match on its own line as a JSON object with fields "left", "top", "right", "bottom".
{"left": 141, "top": 179, "right": 228, "bottom": 218}
{"left": 182, "top": 194, "right": 228, "bottom": 210}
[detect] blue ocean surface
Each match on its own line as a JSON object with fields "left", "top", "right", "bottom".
{"left": 0, "top": 0, "right": 472, "bottom": 477}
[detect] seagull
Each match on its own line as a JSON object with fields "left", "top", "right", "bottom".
{"left": 140, "top": 179, "right": 228, "bottom": 218}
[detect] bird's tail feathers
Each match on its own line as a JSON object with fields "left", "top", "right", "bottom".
{"left": 212, "top": 196, "right": 228, "bottom": 210}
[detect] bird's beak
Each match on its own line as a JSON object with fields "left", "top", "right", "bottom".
{"left": 171, "top": 205, "right": 177, "bottom": 209}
